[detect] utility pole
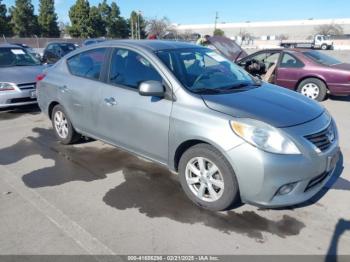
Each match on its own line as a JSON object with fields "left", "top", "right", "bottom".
{"left": 137, "top": 10, "right": 142, "bottom": 39}
{"left": 131, "top": 18, "right": 134, "bottom": 39}
{"left": 214, "top": 11, "right": 219, "bottom": 31}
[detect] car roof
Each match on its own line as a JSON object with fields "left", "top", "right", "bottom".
{"left": 94, "top": 40, "right": 201, "bottom": 51}
{"left": 46, "top": 42, "right": 76, "bottom": 46}
{"left": 0, "top": 43, "right": 26, "bottom": 49}
{"left": 259, "top": 48, "right": 309, "bottom": 53}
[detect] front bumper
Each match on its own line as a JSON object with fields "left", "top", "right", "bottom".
{"left": 225, "top": 113, "right": 340, "bottom": 208}
{"left": 0, "top": 89, "right": 37, "bottom": 108}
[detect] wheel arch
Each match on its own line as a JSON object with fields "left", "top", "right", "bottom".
{"left": 173, "top": 138, "right": 231, "bottom": 172}
{"left": 48, "top": 101, "right": 60, "bottom": 120}
{"left": 295, "top": 75, "right": 328, "bottom": 91}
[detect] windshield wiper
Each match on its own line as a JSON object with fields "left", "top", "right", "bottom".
{"left": 221, "top": 82, "right": 261, "bottom": 91}
{"left": 191, "top": 88, "right": 224, "bottom": 94}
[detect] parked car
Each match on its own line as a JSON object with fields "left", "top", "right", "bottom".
{"left": 82, "top": 38, "right": 106, "bottom": 46}
{"left": 37, "top": 40, "right": 340, "bottom": 211}
{"left": 42, "top": 42, "right": 77, "bottom": 64}
{"left": 208, "top": 36, "right": 350, "bottom": 101}
{"left": 0, "top": 44, "right": 45, "bottom": 108}
{"left": 10, "top": 43, "right": 42, "bottom": 60}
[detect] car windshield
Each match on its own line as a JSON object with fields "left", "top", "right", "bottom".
{"left": 0, "top": 47, "right": 41, "bottom": 67}
{"left": 303, "top": 50, "right": 341, "bottom": 66}
{"left": 156, "top": 48, "right": 256, "bottom": 93}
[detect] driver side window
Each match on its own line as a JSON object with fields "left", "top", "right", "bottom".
{"left": 109, "top": 48, "right": 163, "bottom": 89}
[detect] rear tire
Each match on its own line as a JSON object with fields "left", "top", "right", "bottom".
{"left": 178, "top": 144, "right": 241, "bottom": 211}
{"left": 51, "top": 104, "right": 81, "bottom": 145}
{"left": 297, "top": 78, "right": 327, "bottom": 102}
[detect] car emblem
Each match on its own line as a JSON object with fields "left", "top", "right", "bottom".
{"left": 326, "top": 127, "right": 335, "bottom": 143}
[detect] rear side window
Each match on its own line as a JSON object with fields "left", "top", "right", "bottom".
{"left": 67, "top": 48, "right": 107, "bottom": 80}
{"left": 109, "top": 48, "right": 162, "bottom": 89}
{"left": 280, "top": 53, "right": 304, "bottom": 68}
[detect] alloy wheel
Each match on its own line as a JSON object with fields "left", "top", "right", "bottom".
{"left": 185, "top": 157, "right": 224, "bottom": 202}
{"left": 54, "top": 111, "right": 69, "bottom": 139}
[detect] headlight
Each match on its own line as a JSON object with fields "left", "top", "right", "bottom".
{"left": 0, "top": 82, "right": 16, "bottom": 91}
{"left": 230, "top": 119, "right": 301, "bottom": 155}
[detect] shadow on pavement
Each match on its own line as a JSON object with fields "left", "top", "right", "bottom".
{"left": 0, "top": 104, "right": 41, "bottom": 120}
{"left": 328, "top": 95, "right": 350, "bottom": 102}
{"left": 325, "top": 219, "right": 350, "bottom": 262}
{"left": 0, "top": 127, "right": 136, "bottom": 186}
{"left": 0, "top": 127, "right": 305, "bottom": 242}
{"left": 103, "top": 160, "right": 305, "bottom": 242}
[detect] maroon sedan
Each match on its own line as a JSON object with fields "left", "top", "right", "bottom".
{"left": 208, "top": 37, "right": 350, "bottom": 101}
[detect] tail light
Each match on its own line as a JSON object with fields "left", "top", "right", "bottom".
{"left": 36, "top": 73, "right": 46, "bottom": 82}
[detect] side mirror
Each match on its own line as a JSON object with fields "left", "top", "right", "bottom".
{"left": 139, "top": 81, "right": 165, "bottom": 97}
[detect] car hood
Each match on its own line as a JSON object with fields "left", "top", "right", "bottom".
{"left": 0, "top": 65, "right": 45, "bottom": 84}
{"left": 330, "top": 63, "right": 350, "bottom": 71}
{"left": 202, "top": 84, "right": 324, "bottom": 128}
{"left": 208, "top": 36, "right": 248, "bottom": 62}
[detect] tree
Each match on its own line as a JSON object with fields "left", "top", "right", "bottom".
{"left": 38, "top": 0, "right": 60, "bottom": 37}
{"left": 213, "top": 28, "right": 225, "bottom": 36}
{"left": 0, "top": 0, "right": 12, "bottom": 36}
{"left": 89, "top": 6, "right": 106, "bottom": 37}
{"left": 10, "top": 0, "right": 38, "bottom": 37}
{"left": 129, "top": 11, "right": 146, "bottom": 39}
{"left": 145, "top": 17, "right": 171, "bottom": 38}
{"left": 68, "top": 0, "right": 91, "bottom": 37}
{"left": 315, "top": 23, "right": 344, "bottom": 36}
{"left": 108, "top": 2, "right": 129, "bottom": 38}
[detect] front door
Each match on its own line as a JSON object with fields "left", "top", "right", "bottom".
{"left": 96, "top": 48, "right": 173, "bottom": 164}
{"left": 275, "top": 52, "right": 305, "bottom": 90}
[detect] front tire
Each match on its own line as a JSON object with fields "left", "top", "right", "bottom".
{"left": 321, "top": 44, "right": 328, "bottom": 50}
{"left": 178, "top": 144, "right": 240, "bottom": 211}
{"left": 51, "top": 104, "right": 81, "bottom": 145}
{"left": 297, "top": 78, "right": 327, "bottom": 101}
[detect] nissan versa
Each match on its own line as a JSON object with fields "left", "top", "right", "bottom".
{"left": 37, "top": 41, "right": 340, "bottom": 211}
{"left": 0, "top": 44, "right": 45, "bottom": 108}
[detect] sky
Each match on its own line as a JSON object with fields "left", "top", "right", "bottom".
{"left": 4, "top": 0, "right": 350, "bottom": 24}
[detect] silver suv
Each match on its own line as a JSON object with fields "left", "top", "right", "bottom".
{"left": 37, "top": 41, "right": 340, "bottom": 211}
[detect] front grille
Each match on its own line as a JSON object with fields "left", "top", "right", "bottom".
{"left": 305, "top": 171, "right": 330, "bottom": 192}
{"left": 9, "top": 97, "right": 36, "bottom": 104}
{"left": 17, "top": 83, "right": 36, "bottom": 90}
{"left": 305, "top": 123, "right": 335, "bottom": 152}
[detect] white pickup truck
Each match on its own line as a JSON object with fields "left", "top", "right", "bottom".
{"left": 280, "top": 34, "right": 334, "bottom": 50}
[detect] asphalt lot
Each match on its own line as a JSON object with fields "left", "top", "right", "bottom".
{"left": 0, "top": 60, "right": 350, "bottom": 257}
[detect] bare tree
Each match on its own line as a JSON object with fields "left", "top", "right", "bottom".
{"left": 315, "top": 23, "right": 344, "bottom": 36}
{"left": 238, "top": 29, "right": 251, "bottom": 40}
{"left": 145, "top": 17, "right": 172, "bottom": 37}
{"left": 278, "top": 34, "right": 289, "bottom": 40}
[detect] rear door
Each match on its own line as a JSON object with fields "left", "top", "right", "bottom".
{"left": 275, "top": 52, "right": 305, "bottom": 89}
{"left": 61, "top": 47, "right": 108, "bottom": 134}
{"left": 96, "top": 48, "right": 173, "bottom": 164}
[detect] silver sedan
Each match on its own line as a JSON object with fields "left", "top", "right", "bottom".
{"left": 0, "top": 44, "right": 45, "bottom": 108}
{"left": 37, "top": 40, "right": 340, "bottom": 211}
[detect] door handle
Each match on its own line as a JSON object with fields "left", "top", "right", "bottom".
{"left": 59, "top": 85, "right": 69, "bottom": 93}
{"left": 104, "top": 97, "right": 117, "bottom": 106}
